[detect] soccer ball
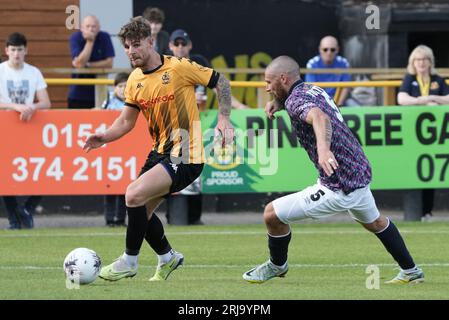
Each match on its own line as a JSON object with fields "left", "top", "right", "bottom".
{"left": 63, "top": 248, "right": 102, "bottom": 285}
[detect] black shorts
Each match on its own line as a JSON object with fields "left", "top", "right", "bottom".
{"left": 138, "top": 150, "right": 204, "bottom": 196}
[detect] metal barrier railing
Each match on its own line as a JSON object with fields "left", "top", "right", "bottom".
{"left": 41, "top": 67, "right": 449, "bottom": 75}
{"left": 44, "top": 77, "right": 449, "bottom": 108}
{"left": 44, "top": 78, "right": 406, "bottom": 108}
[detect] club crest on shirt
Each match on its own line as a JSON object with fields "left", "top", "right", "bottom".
{"left": 162, "top": 71, "right": 170, "bottom": 85}
{"left": 430, "top": 81, "right": 439, "bottom": 90}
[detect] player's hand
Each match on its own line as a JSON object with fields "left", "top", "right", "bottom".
{"left": 83, "top": 133, "right": 106, "bottom": 153}
{"left": 318, "top": 150, "right": 339, "bottom": 176}
{"left": 265, "top": 100, "right": 280, "bottom": 120}
{"left": 215, "top": 113, "right": 234, "bottom": 148}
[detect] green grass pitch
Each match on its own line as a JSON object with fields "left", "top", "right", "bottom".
{"left": 1, "top": 221, "right": 448, "bottom": 300}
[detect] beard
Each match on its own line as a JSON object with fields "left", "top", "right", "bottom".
{"left": 273, "top": 83, "right": 288, "bottom": 105}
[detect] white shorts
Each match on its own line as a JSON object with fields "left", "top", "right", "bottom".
{"left": 272, "top": 182, "right": 380, "bottom": 224}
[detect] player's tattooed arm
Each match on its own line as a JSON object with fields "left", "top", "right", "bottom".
{"left": 215, "top": 74, "right": 234, "bottom": 145}
{"left": 324, "top": 117, "right": 332, "bottom": 146}
{"left": 306, "top": 107, "right": 338, "bottom": 176}
{"left": 305, "top": 107, "right": 332, "bottom": 149}
{"left": 216, "top": 74, "right": 232, "bottom": 116}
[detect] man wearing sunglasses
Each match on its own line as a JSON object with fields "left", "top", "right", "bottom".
{"left": 168, "top": 29, "right": 210, "bottom": 111}
{"left": 305, "top": 36, "right": 351, "bottom": 106}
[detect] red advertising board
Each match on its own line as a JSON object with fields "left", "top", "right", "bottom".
{"left": 0, "top": 110, "right": 152, "bottom": 195}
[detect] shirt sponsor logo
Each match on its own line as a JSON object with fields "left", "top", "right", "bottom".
{"left": 139, "top": 94, "right": 175, "bottom": 109}
{"left": 430, "top": 81, "right": 439, "bottom": 90}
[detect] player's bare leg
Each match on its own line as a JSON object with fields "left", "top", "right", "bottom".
{"left": 100, "top": 164, "right": 182, "bottom": 281}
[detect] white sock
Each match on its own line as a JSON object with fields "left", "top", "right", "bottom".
{"left": 123, "top": 253, "right": 138, "bottom": 267}
{"left": 271, "top": 261, "right": 288, "bottom": 269}
{"left": 402, "top": 266, "right": 418, "bottom": 274}
{"left": 158, "top": 249, "right": 174, "bottom": 265}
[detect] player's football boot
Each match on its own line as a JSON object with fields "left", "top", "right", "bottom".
{"left": 99, "top": 255, "right": 137, "bottom": 281}
{"left": 385, "top": 267, "right": 424, "bottom": 284}
{"left": 243, "top": 260, "right": 289, "bottom": 283}
{"left": 149, "top": 251, "right": 184, "bottom": 281}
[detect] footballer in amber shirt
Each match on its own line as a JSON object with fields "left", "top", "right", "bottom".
{"left": 124, "top": 54, "right": 219, "bottom": 163}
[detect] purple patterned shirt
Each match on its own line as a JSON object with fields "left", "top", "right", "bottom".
{"left": 284, "top": 80, "right": 371, "bottom": 193}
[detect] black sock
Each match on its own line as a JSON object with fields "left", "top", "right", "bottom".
{"left": 144, "top": 213, "right": 172, "bottom": 255}
{"left": 268, "top": 231, "right": 291, "bottom": 266}
{"left": 375, "top": 219, "right": 415, "bottom": 270}
{"left": 125, "top": 206, "right": 148, "bottom": 255}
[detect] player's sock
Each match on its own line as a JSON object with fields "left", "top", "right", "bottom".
{"left": 158, "top": 249, "right": 175, "bottom": 265}
{"left": 402, "top": 266, "right": 419, "bottom": 274}
{"left": 125, "top": 205, "right": 148, "bottom": 255}
{"left": 123, "top": 252, "right": 138, "bottom": 268}
{"left": 375, "top": 218, "right": 415, "bottom": 270}
{"left": 144, "top": 213, "right": 172, "bottom": 255}
{"left": 268, "top": 230, "right": 291, "bottom": 266}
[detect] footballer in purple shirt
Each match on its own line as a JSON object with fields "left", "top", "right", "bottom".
{"left": 243, "top": 55, "right": 424, "bottom": 285}
{"left": 285, "top": 78, "right": 371, "bottom": 194}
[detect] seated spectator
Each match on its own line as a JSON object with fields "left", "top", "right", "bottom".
{"left": 0, "top": 32, "right": 51, "bottom": 229}
{"left": 101, "top": 72, "right": 129, "bottom": 227}
{"left": 142, "top": 7, "right": 170, "bottom": 55}
{"left": 398, "top": 45, "right": 449, "bottom": 106}
{"left": 397, "top": 44, "right": 449, "bottom": 221}
{"left": 68, "top": 15, "right": 115, "bottom": 109}
{"left": 305, "top": 35, "right": 351, "bottom": 106}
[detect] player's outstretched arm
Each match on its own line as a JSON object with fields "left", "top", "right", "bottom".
{"left": 83, "top": 106, "right": 139, "bottom": 152}
{"left": 215, "top": 74, "right": 234, "bottom": 145}
{"left": 305, "top": 107, "right": 339, "bottom": 176}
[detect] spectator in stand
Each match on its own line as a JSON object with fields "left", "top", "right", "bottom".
{"left": 142, "top": 7, "right": 170, "bottom": 55}
{"left": 68, "top": 15, "right": 115, "bottom": 109}
{"left": 397, "top": 44, "right": 449, "bottom": 222}
{"left": 305, "top": 36, "right": 351, "bottom": 106}
{"left": 0, "top": 32, "right": 51, "bottom": 229}
{"left": 102, "top": 72, "right": 130, "bottom": 227}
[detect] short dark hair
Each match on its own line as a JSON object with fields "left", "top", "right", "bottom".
{"left": 114, "top": 72, "right": 129, "bottom": 86}
{"left": 142, "top": 7, "right": 165, "bottom": 24}
{"left": 118, "top": 16, "right": 152, "bottom": 45}
{"left": 6, "top": 32, "right": 27, "bottom": 47}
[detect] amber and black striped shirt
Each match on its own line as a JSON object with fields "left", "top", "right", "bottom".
{"left": 124, "top": 55, "right": 219, "bottom": 164}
